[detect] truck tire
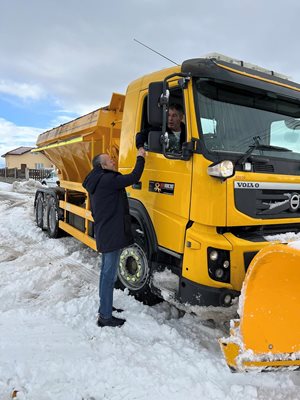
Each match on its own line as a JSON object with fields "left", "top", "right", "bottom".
{"left": 46, "top": 196, "right": 62, "bottom": 238}
{"left": 35, "top": 193, "right": 44, "bottom": 229}
{"left": 116, "top": 223, "right": 161, "bottom": 305}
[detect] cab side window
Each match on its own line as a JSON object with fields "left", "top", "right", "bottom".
{"left": 137, "top": 87, "right": 185, "bottom": 154}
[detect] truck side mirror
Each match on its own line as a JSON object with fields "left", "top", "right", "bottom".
{"left": 148, "top": 131, "right": 163, "bottom": 153}
{"left": 181, "top": 141, "right": 193, "bottom": 161}
{"left": 148, "top": 82, "right": 168, "bottom": 128}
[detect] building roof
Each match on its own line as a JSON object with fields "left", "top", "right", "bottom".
{"left": 1, "top": 146, "right": 34, "bottom": 158}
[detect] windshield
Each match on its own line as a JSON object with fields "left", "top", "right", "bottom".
{"left": 47, "top": 171, "right": 57, "bottom": 179}
{"left": 195, "top": 79, "right": 300, "bottom": 161}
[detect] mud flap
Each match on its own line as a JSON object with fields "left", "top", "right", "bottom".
{"left": 220, "top": 244, "right": 300, "bottom": 371}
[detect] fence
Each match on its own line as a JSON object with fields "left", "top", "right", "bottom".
{"left": 0, "top": 168, "right": 53, "bottom": 181}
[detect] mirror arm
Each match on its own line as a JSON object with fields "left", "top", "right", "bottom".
{"left": 161, "top": 78, "right": 169, "bottom": 156}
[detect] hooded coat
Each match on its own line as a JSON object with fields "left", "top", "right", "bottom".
{"left": 82, "top": 156, "right": 145, "bottom": 253}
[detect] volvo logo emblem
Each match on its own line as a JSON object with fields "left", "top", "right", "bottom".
{"left": 289, "top": 193, "right": 300, "bottom": 212}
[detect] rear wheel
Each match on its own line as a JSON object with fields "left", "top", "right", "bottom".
{"left": 116, "top": 223, "right": 161, "bottom": 305}
{"left": 35, "top": 193, "right": 44, "bottom": 229}
{"left": 47, "top": 196, "right": 62, "bottom": 238}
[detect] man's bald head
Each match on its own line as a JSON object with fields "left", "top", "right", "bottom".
{"left": 92, "top": 154, "right": 116, "bottom": 171}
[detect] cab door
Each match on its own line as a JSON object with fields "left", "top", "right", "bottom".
{"left": 134, "top": 84, "right": 193, "bottom": 254}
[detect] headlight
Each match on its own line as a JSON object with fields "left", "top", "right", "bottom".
{"left": 209, "top": 250, "right": 219, "bottom": 261}
{"left": 207, "top": 247, "right": 230, "bottom": 283}
{"left": 207, "top": 160, "right": 234, "bottom": 179}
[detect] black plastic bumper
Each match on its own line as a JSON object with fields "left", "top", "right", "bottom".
{"left": 178, "top": 277, "right": 240, "bottom": 307}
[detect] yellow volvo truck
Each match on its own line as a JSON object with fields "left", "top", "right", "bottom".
{"left": 34, "top": 54, "right": 300, "bottom": 368}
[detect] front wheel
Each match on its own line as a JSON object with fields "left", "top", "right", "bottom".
{"left": 116, "top": 224, "right": 161, "bottom": 305}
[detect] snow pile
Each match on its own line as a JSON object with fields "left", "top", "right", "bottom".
{"left": 12, "top": 178, "right": 43, "bottom": 194}
{"left": 0, "top": 182, "right": 13, "bottom": 192}
{"left": 0, "top": 181, "right": 300, "bottom": 399}
{"left": 288, "top": 240, "right": 300, "bottom": 251}
{"left": 265, "top": 231, "right": 300, "bottom": 243}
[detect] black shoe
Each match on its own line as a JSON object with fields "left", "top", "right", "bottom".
{"left": 97, "top": 315, "right": 126, "bottom": 328}
{"left": 112, "top": 306, "right": 124, "bottom": 313}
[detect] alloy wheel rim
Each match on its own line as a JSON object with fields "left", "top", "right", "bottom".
{"left": 118, "top": 244, "right": 149, "bottom": 291}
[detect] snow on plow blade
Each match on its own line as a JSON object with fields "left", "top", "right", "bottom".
{"left": 219, "top": 244, "right": 300, "bottom": 372}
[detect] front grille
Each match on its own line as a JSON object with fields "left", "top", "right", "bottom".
{"left": 256, "top": 191, "right": 289, "bottom": 213}
{"left": 234, "top": 182, "right": 300, "bottom": 219}
{"left": 253, "top": 163, "right": 274, "bottom": 173}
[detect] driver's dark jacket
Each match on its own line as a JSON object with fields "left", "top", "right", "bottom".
{"left": 82, "top": 156, "right": 145, "bottom": 253}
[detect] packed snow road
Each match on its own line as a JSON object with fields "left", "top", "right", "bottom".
{"left": 0, "top": 180, "right": 300, "bottom": 400}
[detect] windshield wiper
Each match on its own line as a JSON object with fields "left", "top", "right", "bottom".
{"left": 237, "top": 136, "right": 291, "bottom": 165}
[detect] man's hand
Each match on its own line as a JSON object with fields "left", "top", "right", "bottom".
{"left": 138, "top": 147, "right": 146, "bottom": 158}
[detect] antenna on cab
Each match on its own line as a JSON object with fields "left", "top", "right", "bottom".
{"left": 133, "top": 38, "right": 179, "bottom": 66}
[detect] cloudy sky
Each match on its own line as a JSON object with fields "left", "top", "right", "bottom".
{"left": 1, "top": 0, "right": 300, "bottom": 166}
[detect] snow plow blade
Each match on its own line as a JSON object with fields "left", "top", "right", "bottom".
{"left": 219, "top": 244, "right": 300, "bottom": 372}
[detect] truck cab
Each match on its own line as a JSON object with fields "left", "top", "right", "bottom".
{"left": 117, "top": 54, "right": 300, "bottom": 306}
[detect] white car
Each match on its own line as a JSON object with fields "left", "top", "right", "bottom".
{"left": 41, "top": 170, "right": 60, "bottom": 187}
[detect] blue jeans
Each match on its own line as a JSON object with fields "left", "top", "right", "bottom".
{"left": 98, "top": 249, "right": 121, "bottom": 319}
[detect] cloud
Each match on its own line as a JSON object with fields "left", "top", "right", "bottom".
{"left": 1, "top": 0, "right": 300, "bottom": 157}
{"left": 0, "top": 80, "right": 46, "bottom": 101}
{"left": 0, "top": 118, "right": 44, "bottom": 164}
{"left": 49, "top": 114, "right": 77, "bottom": 127}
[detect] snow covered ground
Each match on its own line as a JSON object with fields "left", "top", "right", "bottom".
{"left": 0, "top": 180, "right": 300, "bottom": 400}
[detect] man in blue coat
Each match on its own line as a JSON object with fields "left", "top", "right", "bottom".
{"left": 83, "top": 148, "right": 145, "bottom": 327}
